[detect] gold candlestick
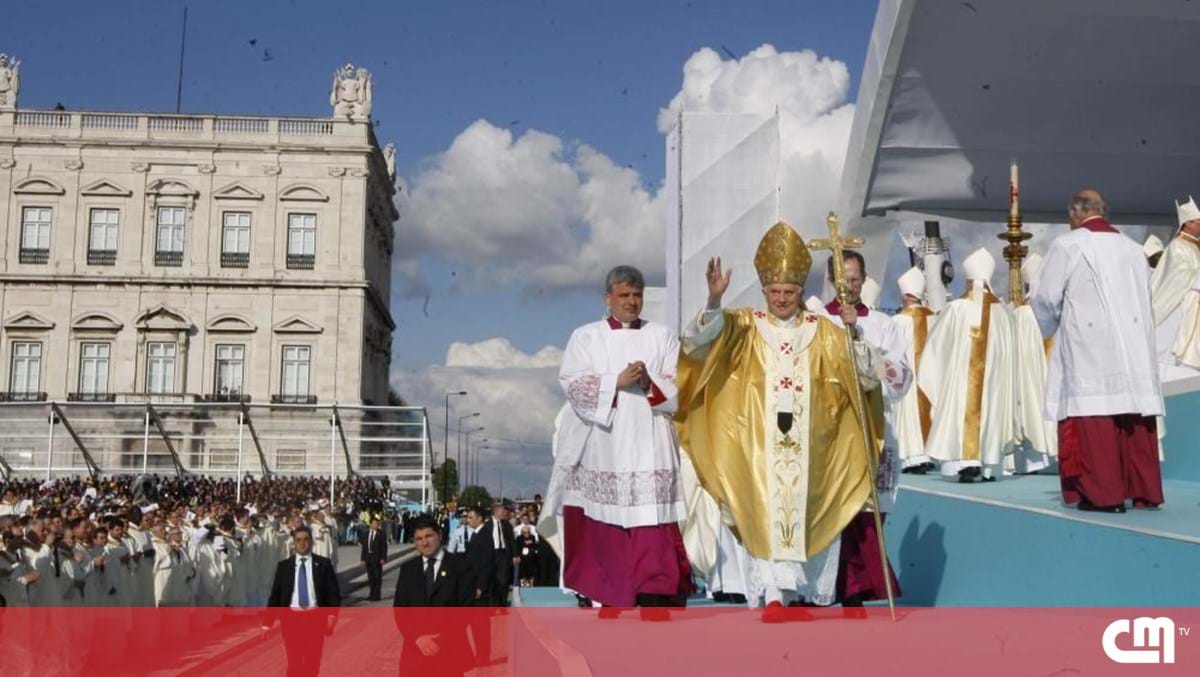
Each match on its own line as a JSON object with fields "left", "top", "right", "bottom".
{"left": 998, "top": 212, "right": 1032, "bottom": 305}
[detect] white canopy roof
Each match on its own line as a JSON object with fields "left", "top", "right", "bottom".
{"left": 839, "top": 0, "right": 1200, "bottom": 226}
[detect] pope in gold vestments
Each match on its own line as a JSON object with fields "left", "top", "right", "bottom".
{"left": 675, "top": 222, "right": 883, "bottom": 606}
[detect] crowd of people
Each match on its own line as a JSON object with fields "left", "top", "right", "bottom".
{"left": 0, "top": 474, "right": 395, "bottom": 608}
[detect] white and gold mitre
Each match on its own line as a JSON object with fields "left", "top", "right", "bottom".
{"left": 754, "top": 221, "right": 812, "bottom": 287}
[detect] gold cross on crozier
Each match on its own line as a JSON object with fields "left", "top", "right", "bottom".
{"left": 808, "top": 211, "right": 864, "bottom": 305}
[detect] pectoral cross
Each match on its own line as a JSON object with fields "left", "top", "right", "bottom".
{"left": 808, "top": 212, "right": 864, "bottom": 306}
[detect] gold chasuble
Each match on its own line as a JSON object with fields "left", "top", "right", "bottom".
{"left": 675, "top": 222, "right": 879, "bottom": 564}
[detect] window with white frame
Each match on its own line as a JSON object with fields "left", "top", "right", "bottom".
{"left": 89, "top": 209, "right": 120, "bottom": 251}
{"left": 146, "top": 342, "right": 177, "bottom": 394}
{"left": 281, "top": 345, "right": 311, "bottom": 398}
{"left": 156, "top": 207, "right": 186, "bottom": 253}
{"left": 78, "top": 342, "right": 111, "bottom": 396}
{"left": 222, "top": 212, "right": 251, "bottom": 254}
{"left": 9, "top": 342, "right": 42, "bottom": 394}
{"left": 208, "top": 447, "right": 238, "bottom": 469}
{"left": 21, "top": 207, "right": 51, "bottom": 250}
{"left": 214, "top": 344, "right": 245, "bottom": 396}
{"left": 287, "top": 213, "right": 316, "bottom": 256}
{"left": 276, "top": 448, "right": 307, "bottom": 471}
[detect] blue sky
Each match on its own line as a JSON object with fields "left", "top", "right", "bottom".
{"left": 4, "top": 1, "right": 882, "bottom": 493}
{"left": 2, "top": 0, "right": 877, "bottom": 369}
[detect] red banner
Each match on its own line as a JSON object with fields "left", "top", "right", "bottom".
{"left": 1, "top": 607, "right": 1196, "bottom": 675}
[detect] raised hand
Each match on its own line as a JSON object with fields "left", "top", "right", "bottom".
{"left": 706, "top": 257, "right": 732, "bottom": 308}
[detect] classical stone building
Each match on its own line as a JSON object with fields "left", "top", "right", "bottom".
{"left": 0, "top": 58, "right": 429, "bottom": 488}
{"left": 0, "top": 62, "right": 396, "bottom": 409}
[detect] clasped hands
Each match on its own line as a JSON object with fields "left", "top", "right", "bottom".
{"left": 617, "top": 361, "right": 651, "bottom": 391}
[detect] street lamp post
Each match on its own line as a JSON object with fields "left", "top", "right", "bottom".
{"left": 461, "top": 428, "right": 484, "bottom": 491}
{"left": 443, "top": 391, "right": 467, "bottom": 504}
{"left": 472, "top": 442, "right": 490, "bottom": 486}
{"left": 457, "top": 412, "right": 479, "bottom": 476}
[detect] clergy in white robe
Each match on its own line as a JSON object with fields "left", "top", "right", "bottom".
{"left": 1011, "top": 254, "right": 1058, "bottom": 473}
{"left": 1151, "top": 197, "right": 1200, "bottom": 382}
{"left": 153, "top": 527, "right": 195, "bottom": 607}
{"left": 1032, "top": 191, "right": 1164, "bottom": 512}
{"left": 309, "top": 512, "right": 337, "bottom": 568}
{"left": 919, "top": 248, "right": 1017, "bottom": 481}
{"left": 124, "top": 509, "right": 156, "bottom": 607}
{"left": 676, "top": 223, "right": 892, "bottom": 616}
{"left": 890, "top": 267, "right": 936, "bottom": 471}
{"left": 1145, "top": 234, "right": 1165, "bottom": 269}
{"left": 819, "top": 251, "right": 912, "bottom": 606}
{"left": 543, "top": 265, "right": 689, "bottom": 608}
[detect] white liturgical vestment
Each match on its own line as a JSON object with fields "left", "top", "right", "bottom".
{"left": 1032, "top": 226, "right": 1162, "bottom": 421}
{"left": 545, "top": 317, "right": 683, "bottom": 529}
{"left": 1151, "top": 233, "right": 1200, "bottom": 382}
{"left": 919, "top": 282, "right": 1017, "bottom": 477}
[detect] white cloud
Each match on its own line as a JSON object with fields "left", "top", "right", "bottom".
{"left": 391, "top": 338, "right": 563, "bottom": 496}
{"left": 399, "top": 120, "right": 664, "bottom": 295}
{"left": 657, "top": 45, "right": 851, "bottom": 134}
{"left": 446, "top": 338, "right": 563, "bottom": 369}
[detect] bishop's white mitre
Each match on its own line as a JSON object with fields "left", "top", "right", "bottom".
{"left": 962, "top": 247, "right": 996, "bottom": 284}
{"left": 1176, "top": 196, "right": 1200, "bottom": 228}
{"left": 860, "top": 276, "right": 882, "bottom": 310}
{"left": 897, "top": 266, "right": 925, "bottom": 300}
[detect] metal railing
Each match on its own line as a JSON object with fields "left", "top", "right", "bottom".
{"left": 87, "top": 249, "right": 118, "bottom": 266}
{"left": 0, "top": 401, "right": 433, "bottom": 505}
{"left": 19, "top": 247, "right": 49, "bottom": 264}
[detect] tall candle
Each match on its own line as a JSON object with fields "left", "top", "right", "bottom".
{"left": 1009, "top": 161, "right": 1019, "bottom": 218}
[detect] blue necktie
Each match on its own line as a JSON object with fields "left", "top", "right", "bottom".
{"left": 298, "top": 558, "right": 311, "bottom": 608}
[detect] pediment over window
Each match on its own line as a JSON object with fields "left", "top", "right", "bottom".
{"left": 273, "top": 315, "right": 323, "bottom": 334}
{"left": 213, "top": 181, "right": 265, "bottom": 201}
{"left": 279, "top": 183, "right": 329, "bottom": 202}
{"left": 207, "top": 313, "right": 257, "bottom": 333}
{"left": 135, "top": 304, "right": 193, "bottom": 331}
{"left": 146, "top": 179, "right": 200, "bottom": 199}
{"left": 3, "top": 311, "right": 55, "bottom": 331}
{"left": 81, "top": 179, "right": 133, "bottom": 198}
{"left": 71, "top": 312, "right": 123, "bottom": 332}
{"left": 12, "top": 177, "right": 66, "bottom": 196}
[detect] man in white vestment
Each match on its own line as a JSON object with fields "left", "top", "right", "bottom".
{"left": 1151, "top": 197, "right": 1200, "bottom": 383}
{"left": 1011, "top": 254, "right": 1058, "bottom": 473}
{"left": 891, "top": 267, "right": 937, "bottom": 472}
{"left": 919, "top": 248, "right": 1017, "bottom": 482}
{"left": 542, "top": 265, "right": 689, "bottom": 610}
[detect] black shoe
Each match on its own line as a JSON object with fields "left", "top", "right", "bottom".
{"left": 1078, "top": 499, "right": 1126, "bottom": 513}
{"left": 902, "top": 466, "right": 927, "bottom": 475}
{"left": 957, "top": 467, "right": 981, "bottom": 483}
{"left": 727, "top": 593, "right": 747, "bottom": 605}
{"left": 980, "top": 475, "right": 997, "bottom": 483}
{"left": 712, "top": 592, "right": 730, "bottom": 603}
{"left": 576, "top": 594, "right": 592, "bottom": 608}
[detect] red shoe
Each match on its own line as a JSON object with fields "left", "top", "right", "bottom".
{"left": 598, "top": 607, "right": 622, "bottom": 620}
{"left": 761, "top": 601, "right": 786, "bottom": 624}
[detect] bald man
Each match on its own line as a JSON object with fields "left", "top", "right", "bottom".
{"left": 1031, "top": 190, "right": 1164, "bottom": 513}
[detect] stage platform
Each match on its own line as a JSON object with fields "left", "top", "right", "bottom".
{"left": 521, "top": 472, "right": 1200, "bottom": 609}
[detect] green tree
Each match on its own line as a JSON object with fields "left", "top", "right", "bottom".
{"left": 459, "top": 485, "right": 494, "bottom": 511}
{"left": 432, "top": 459, "right": 460, "bottom": 503}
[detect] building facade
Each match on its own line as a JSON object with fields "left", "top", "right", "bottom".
{"left": 0, "top": 64, "right": 397, "bottom": 409}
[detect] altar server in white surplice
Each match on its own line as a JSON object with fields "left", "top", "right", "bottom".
{"left": 1011, "top": 254, "right": 1057, "bottom": 473}
{"left": 919, "top": 248, "right": 1017, "bottom": 482}
{"left": 890, "top": 267, "right": 937, "bottom": 472}
{"left": 543, "top": 265, "right": 689, "bottom": 609}
{"left": 1151, "top": 197, "right": 1200, "bottom": 383}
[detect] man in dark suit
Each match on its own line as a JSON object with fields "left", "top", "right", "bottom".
{"left": 393, "top": 514, "right": 476, "bottom": 675}
{"left": 358, "top": 516, "right": 388, "bottom": 601}
{"left": 463, "top": 505, "right": 496, "bottom": 666}
{"left": 490, "top": 502, "right": 516, "bottom": 605}
{"left": 264, "top": 525, "right": 341, "bottom": 677}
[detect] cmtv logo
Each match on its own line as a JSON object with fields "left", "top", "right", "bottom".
{"left": 1103, "top": 617, "right": 1184, "bottom": 664}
